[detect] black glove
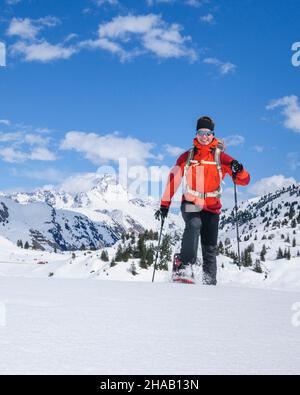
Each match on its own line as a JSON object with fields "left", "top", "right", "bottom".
{"left": 155, "top": 206, "right": 169, "bottom": 221}
{"left": 231, "top": 160, "right": 243, "bottom": 175}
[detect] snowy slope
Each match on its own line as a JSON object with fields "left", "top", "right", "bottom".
{"left": 0, "top": 276, "right": 300, "bottom": 375}
{"left": 219, "top": 183, "right": 300, "bottom": 266}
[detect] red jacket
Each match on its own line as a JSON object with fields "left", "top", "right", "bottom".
{"left": 161, "top": 138, "right": 250, "bottom": 214}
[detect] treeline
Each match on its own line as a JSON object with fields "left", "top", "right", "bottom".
{"left": 110, "top": 230, "right": 172, "bottom": 271}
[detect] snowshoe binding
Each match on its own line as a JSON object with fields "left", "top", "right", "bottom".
{"left": 172, "top": 253, "right": 195, "bottom": 284}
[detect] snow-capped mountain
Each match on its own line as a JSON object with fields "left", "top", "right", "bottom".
{"left": 0, "top": 196, "right": 120, "bottom": 251}
{"left": 0, "top": 174, "right": 182, "bottom": 251}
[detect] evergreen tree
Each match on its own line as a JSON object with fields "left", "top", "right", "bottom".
{"left": 218, "top": 240, "right": 224, "bottom": 255}
{"left": 276, "top": 247, "right": 284, "bottom": 260}
{"left": 146, "top": 244, "right": 154, "bottom": 267}
{"left": 100, "top": 250, "right": 109, "bottom": 262}
{"left": 115, "top": 245, "right": 124, "bottom": 262}
{"left": 289, "top": 206, "right": 296, "bottom": 220}
{"left": 292, "top": 238, "right": 296, "bottom": 248}
{"left": 241, "top": 247, "right": 252, "bottom": 267}
{"left": 110, "top": 258, "right": 117, "bottom": 267}
{"left": 284, "top": 248, "right": 291, "bottom": 260}
{"left": 137, "top": 234, "right": 146, "bottom": 261}
{"left": 130, "top": 232, "right": 136, "bottom": 245}
{"left": 24, "top": 241, "right": 30, "bottom": 249}
{"left": 253, "top": 259, "right": 263, "bottom": 274}
{"left": 139, "top": 257, "right": 148, "bottom": 270}
{"left": 260, "top": 244, "right": 267, "bottom": 262}
{"left": 158, "top": 234, "right": 172, "bottom": 271}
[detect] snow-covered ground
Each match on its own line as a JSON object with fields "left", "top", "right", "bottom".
{"left": 1, "top": 233, "right": 300, "bottom": 291}
{"left": 1, "top": 276, "right": 300, "bottom": 375}
{"left": 1, "top": 182, "right": 300, "bottom": 374}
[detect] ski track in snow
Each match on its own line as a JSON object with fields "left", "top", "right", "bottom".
{"left": 0, "top": 277, "right": 300, "bottom": 375}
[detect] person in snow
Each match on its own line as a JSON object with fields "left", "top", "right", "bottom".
{"left": 156, "top": 116, "right": 250, "bottom": 285}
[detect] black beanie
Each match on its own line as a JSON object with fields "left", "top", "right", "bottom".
{"left": 196, "top": 116, "right": 215, "bottom": 132}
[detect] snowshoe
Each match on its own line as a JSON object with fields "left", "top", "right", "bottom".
{"left": 172, "top": 254, "right": 195, "bottom": 284}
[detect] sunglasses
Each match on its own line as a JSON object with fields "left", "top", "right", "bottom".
{"left": 196, "top": 130, "right": 214, "bottom": 137}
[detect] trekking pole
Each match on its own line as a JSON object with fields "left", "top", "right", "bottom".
{"left": 233, "top": 174, "right": 241, "bottom": 270}
{"left": 152, "top": 216, "right": 165, "bottom": 283}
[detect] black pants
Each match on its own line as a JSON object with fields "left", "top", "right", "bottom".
{"left": 180, "top": 201, "right": 219, "bottom": 285}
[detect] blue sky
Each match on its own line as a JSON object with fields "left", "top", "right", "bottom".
{"left": 0, "top": 0, "right": 300, "bottom": 202}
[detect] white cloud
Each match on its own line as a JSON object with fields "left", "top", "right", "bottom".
{"left": 6, "top": 17, "right": 60, "bottom": 40}
{"left": 11, "top": 40, "right": 77, "bottom": 62}
{"left": 147, "top": 0, "right": 173, "bottom": 5}
{"left": 0, "top": 119, "right": 11, "bottom": 126}
{"left": 164, "top": 144, "right": 184, "bottom": 156}
{"left": 147, "top": 0, "right": 204, "bottom": 7}
{"left": 24, "top": 134, "right": 50, "bottom": 145}
{"left": 221, "top": 186, "right": 251, "bottom": 209}
{"left": 253, "top": 145, "right": 264, "bottom": 153}
{"left": 185, "top": 0, "right": 203, "bottom": 6}
{"left": 287, "top": 152, "right": 300, "bottom": 170}
{"left": 29, "top": 147, "right": 57, "bottom": 161}
{"left": 0, "top": 129, "right": 50, "bottom": 146}
{"left": 63, "top": 33, "right": 79, "bottom": 43}
{"left": 0, "top": 146, "right": 57, "bottom": 163}
{"left": 20, "top": 168, "right": 65, "bottom": 182}
{"left": 248, "top": 175, "right": 298, "bottom": 196}
{"left": 203, "top": 57, "right": 236, "bottom": 75}
{"left": 95, "top": 0, "right": 119, "bottom": 5}
{"left": 0, "top": 132, "right": 22, "bottom": 142}
{"left": 7, "top": 16, "right": 76, "bottom": 63}
{"left": 5, "top": 0, "right": 22, "bottom": 5}
{"left": 223, "top": 135, "right": 245, "bottom": 147}
{"left": 60, "top": 131, "right": 158, "bottom": 166}
{"left": 266, "top": 95, "right": 300, "bottom": 134}
{"left": 200, "top": 13, "right": 215, "bottom": 24}
{"left": 0, "top": 147, "right": 27, "bottom": 163}
{"left": 0, "top": 126, "right": 56, "bottom": 163}
{"left": 6, "top": 18, "right": 39, "bottom": 40}
{"left": 81, "top": 14, "right": 197, "bottom": 61}
{"left": 79, "top": 37, "right": 129, "bottom": 61}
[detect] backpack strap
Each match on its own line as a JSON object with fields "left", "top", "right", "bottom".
{"left": 183, "top": 147, "right": 195, "bottom": 178}
{"left": 183, "top": 141, "right": 224, "bottom": 199}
